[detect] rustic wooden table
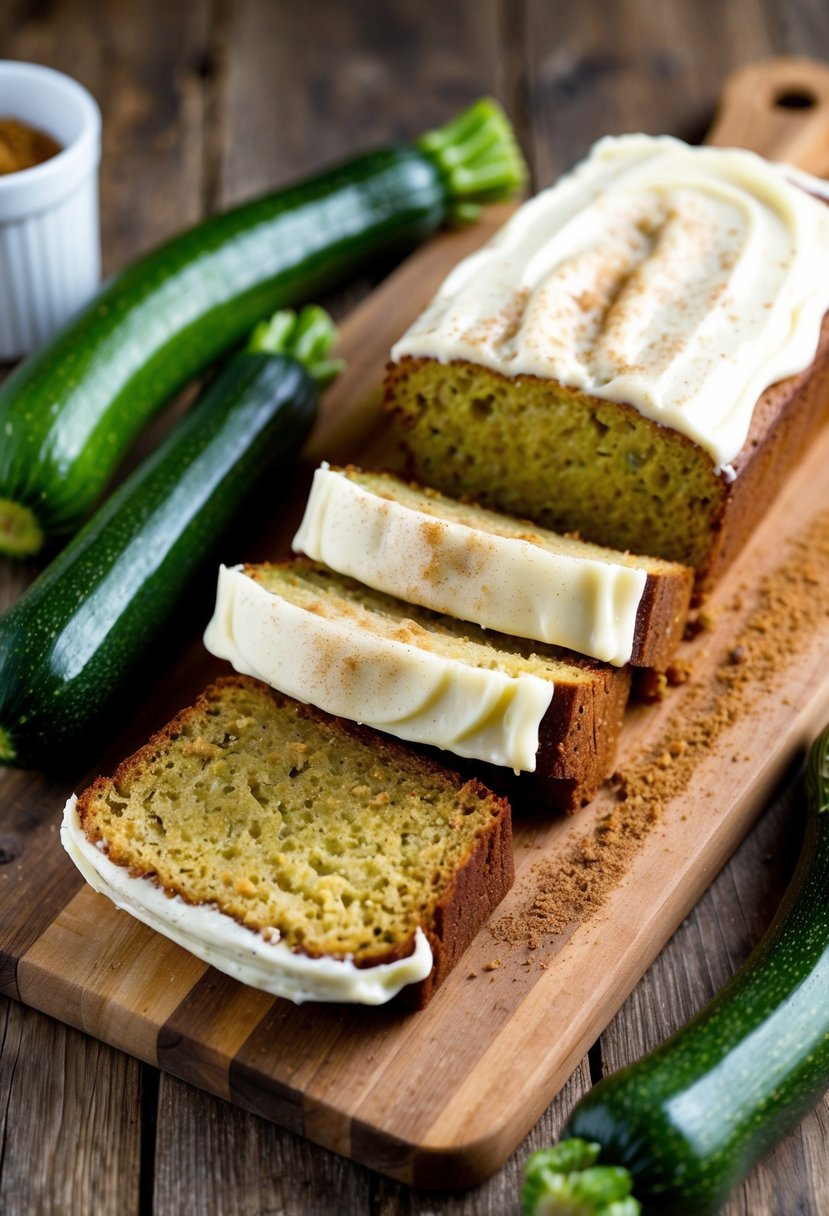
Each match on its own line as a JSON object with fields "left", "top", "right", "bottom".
{"left": 2, "top": 1, "right": 829, "bottom": 1212}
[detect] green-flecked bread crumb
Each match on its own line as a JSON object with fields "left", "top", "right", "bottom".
{"left": 385, "top": 358, "right": 726, "bottom": 571}
{"left": 77, "top": 677, "right": 509, "bottom": 965}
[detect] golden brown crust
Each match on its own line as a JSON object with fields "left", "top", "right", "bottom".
{"left": 459, "top": 660, "right": 631, "bottom": 813}
{"left": 533, "top": 662, "right": 631, "bottom": 810}
{"left": 632, "top": 566, "right": 694, "bottom": 668}
{"left": 694, "top": 316, "right": 829, "bottom": 597}
{"left": 400, "top": 787, "right": 514, "bottom": 1009}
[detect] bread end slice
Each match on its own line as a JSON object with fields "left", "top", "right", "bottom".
{"left": 70, "top": 676, "right": 514, "bottom": 1009}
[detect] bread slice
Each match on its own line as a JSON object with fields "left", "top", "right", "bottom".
{"left": 203, "top": 560, "right": 631, "bottom": 810}
{"left": 61, "top": 675, "right": 514, "bottom": 1009}
{"left": 293, "top": 464, "right": 693, "bottom": 668}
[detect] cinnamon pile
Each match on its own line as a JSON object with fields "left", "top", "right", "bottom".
{"left": 0, "top": 117, "right": 62, "bottom": 175}
{"left": 492, "top": 509, "right": 829, "bottom": 949}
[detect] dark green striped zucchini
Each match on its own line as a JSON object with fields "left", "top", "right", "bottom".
{"left": 0, "top": 100, "right": 525, "bottom": 557}
{"left": 0, "top": 307, "right": 338, "bottom": 770}
{"left": 522, "top": 722, "right": 829, "bottom": 1215}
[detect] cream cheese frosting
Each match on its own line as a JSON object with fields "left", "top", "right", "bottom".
{"left": 391, "top": 134, "right": 829, "bottom": 471}
{"left": 61, "top": 795, "right": 433, "bottom": 1006}
{"left": 292, "top": 464, "right": 647, "bottom": 665}
{"left": 203, "top": 564, "right": 554, "bottom": 771}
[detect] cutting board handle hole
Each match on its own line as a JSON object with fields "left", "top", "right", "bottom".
{"left": 773, "top": 87, "right": 817, "bottom": 110}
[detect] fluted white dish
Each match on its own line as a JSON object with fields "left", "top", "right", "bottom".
{"left": 0, "top": 60, "right": 101, "bottom": 359}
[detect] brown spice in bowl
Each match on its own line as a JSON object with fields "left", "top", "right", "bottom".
{"left": 0, "top": 117, "right": 62, "bottom": 175}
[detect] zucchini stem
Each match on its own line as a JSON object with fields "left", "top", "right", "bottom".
{"left": 522, "top": 1140, "right": 641, "bottom": 1215}
{"left": 417, "top": 98, "right": 528, "bottom": 222}
{"left": 246, "top": 306, "right": 344, "bottom": 388}
{"left": 0, "top": 499, "right": 44, "bottom": 560}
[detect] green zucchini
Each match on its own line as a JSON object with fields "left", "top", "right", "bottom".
{"left": 0, "top": 100, "right": 525, "bottom": 558}
{"left": 0, "top": 306, "right": 339, "bottom": 770}
{"left": 521, "top": 723, "right": 829, "bottom": 1215}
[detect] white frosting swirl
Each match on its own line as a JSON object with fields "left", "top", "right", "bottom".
{"left": 392, "top": 134, "right": 829, "bottom": 471}
{"left": 203, "top": 564, "right": 553, "bottom": 772}
{"left": 60, "top": 796, "right": 433, "bottom": 1006}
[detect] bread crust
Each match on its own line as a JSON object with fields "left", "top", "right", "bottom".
{"left": 696, "top": 315, "right": 829, "bottom": 596}
{"left": 631, "top": 565, "right": 694, "bottom": 668}
{"left": 76, "top": 675, "right": 514, "bottom": 1007}
{"left": 401, "top": 786, "right": 514, "bottom": 1009}
{"left": 532, "top": 660, "right": 631, "bottom": 810}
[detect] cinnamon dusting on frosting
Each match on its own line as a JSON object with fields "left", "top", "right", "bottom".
{"left": 393, "top": 135, "right": 829, "bottom": 471}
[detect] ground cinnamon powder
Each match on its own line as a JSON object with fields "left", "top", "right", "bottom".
{"left": 0, "top": 117, "right": 62, "bottom": 175}
{"left": 492, "top": 509, "right": 829, "bottom": 949}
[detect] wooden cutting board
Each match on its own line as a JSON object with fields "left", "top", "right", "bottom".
{"left": 3, "top": 58, "right": 829, "bottom": 1191}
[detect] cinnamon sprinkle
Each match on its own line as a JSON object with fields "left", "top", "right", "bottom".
{"left": 492, "top": 510, "right": 829, "bottom": 948}
{"left": 0, "top": 117, "right": 61, "bottom": 175}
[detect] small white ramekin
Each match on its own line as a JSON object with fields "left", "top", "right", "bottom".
{"left": 0, "top": 60, "right": 101, "bottom": 360}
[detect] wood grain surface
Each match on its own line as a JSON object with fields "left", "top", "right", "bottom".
{"left": 3, "top": 1, "right": 829, "bottom": 1213}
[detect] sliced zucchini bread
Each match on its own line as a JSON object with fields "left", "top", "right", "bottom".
{"left": 61, "top": 675, "right": 514, "bottom": 1009}
{"left": 203, "top": 560, "right": 631, "bottom": 810}
{"left": 293, "top": 464, "right": 693, "bottom": 668}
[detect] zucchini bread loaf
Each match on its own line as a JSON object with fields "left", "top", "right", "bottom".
{"left": 61, "top": 676, "right": 513, "bottom": 1009}
{"left": 385, "top": 135, "right": 829, "bottom": 596}
{"left": 203, "top": 560, "right": 631, "bottom": 809}
{"left": 293, "top": 463, "right": 693, "bottom": 668}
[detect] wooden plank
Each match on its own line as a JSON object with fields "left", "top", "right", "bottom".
{"left": 523, "top": 0, "right": 771, "bottom": 185}
{"left": 0, "top": 766, "right": 83, "bottom": 998}
{"left": 708, "top": 58, "right": 829, "bottom": 171}
{"left": 762, "top": 0, "right": 829, "bottom": 58}
{"left": 371, "top": 1061, "right": 592, "bottom": 1212}
{"left": 152, "top": 1055, "right": 591, "bottom": 1215}
{"left": 214, "top": 0, "right": 506, "bottom": 323}
{"left": 153, "top": 1072, "right": 375, "bottom": 1216}
{"left": 18, "top": 886, "right": 209, "bottom": 1065}
{"left": 0, "top": 995, "right": 141, "bottom": 1216}
{"left": 217, "top": 0, "right": 502, "bottom": 207}
{"left": 157, "top": 971, "right": 275, "bottom": 1100}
